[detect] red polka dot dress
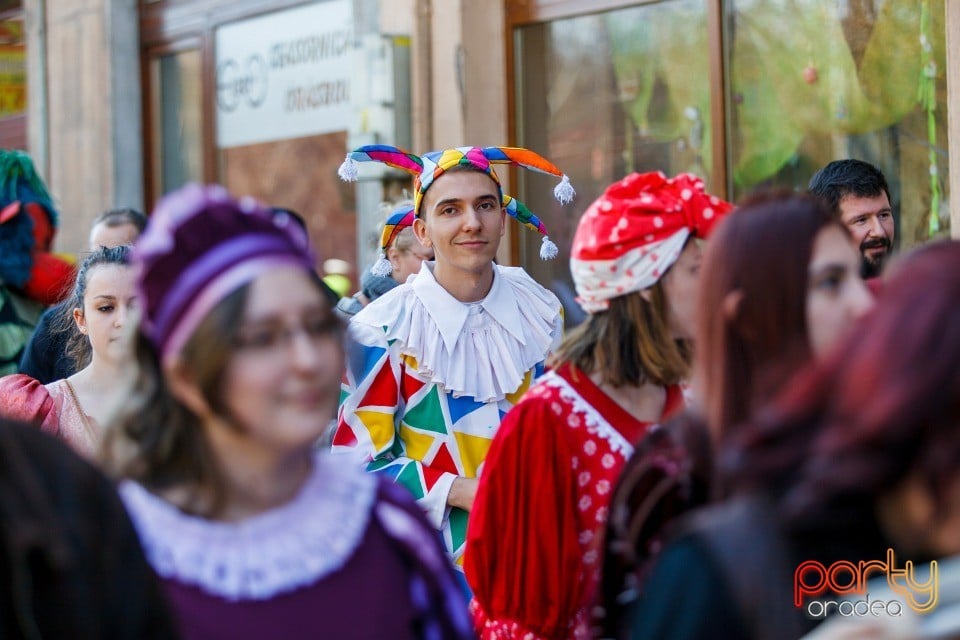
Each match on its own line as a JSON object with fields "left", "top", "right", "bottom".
{"left": 465, "top": 363, "right": 683, "bottom": 639}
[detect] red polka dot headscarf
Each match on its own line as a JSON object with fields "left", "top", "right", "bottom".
{"left": 571, "top": 171, "right": 733, "bottom": 313}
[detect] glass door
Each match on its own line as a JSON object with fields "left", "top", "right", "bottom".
{"left": 513, "top": 0, "right": 711, "bottom": 325}
{"left": 146, "top": 46, "right": 205, "bottom": 198}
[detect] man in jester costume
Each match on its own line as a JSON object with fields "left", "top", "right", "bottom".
{"left": 332, "top": 144, "right": 574, "bottom": 591}
{"left": 0, "top": 150, "right": 74, "bottom": 376}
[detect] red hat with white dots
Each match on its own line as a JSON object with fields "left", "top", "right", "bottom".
{"left": 570, "top": 171, "right": 733, "bottom": 313}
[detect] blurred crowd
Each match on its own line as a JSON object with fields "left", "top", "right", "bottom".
{"left": 0, "top": 143, "right": 956, "bottom": 640}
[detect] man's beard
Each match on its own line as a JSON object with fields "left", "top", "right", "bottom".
{"left": 860, "top": 237, "right": 892, "bottom": 278}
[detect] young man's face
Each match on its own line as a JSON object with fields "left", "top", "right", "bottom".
{"left": 837, "top": 192, "right": 894, "bottom": 278}
{"left": 414, "top": 170, "right": 505, "bottom": 279}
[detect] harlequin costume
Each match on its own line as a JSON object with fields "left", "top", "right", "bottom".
{"left": 0, "top": 150, "right": 74, "bottom": 375}
{"left": 464, "top": 171, "right": 733, "bottom": 639}
{"left": 333, "top": 145, "right": 572, "bottom": 579}
{"left": 118, "top": 184, "right": 474, "bottom": 640}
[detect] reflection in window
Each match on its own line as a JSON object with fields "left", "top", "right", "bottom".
{"left": 726, "top": 0, "right": 949, "bottom": 246}
{"left": 150, "top": 50, "right": 203, "bottom": 196}
{"left": 513, "top": 0, "right": 949, "bottom": 322}
{"left": 514, "top": 1, "right": 709, "bottom": 326}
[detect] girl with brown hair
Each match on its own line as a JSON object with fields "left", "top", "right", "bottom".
{"left": 627, "top": 240, "right": 960, "bottom": 639}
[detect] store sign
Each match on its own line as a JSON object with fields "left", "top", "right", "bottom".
{"left": 215, "top": 0, "right": 353, "bottom": 148}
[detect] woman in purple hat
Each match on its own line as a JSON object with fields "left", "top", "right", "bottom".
{"left": 101, "top": 184, "right": 473, "bottom": 640}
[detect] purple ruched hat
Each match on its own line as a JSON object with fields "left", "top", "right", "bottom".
{"left": 134, "top": 184, "right": 315, "bottom": 364}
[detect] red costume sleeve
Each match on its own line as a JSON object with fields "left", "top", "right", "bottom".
{"left": 465, "top": 394, "right": 584, "bottom": 639}
{"left": 0, "top": 374, "right": 60, "bottom": 436}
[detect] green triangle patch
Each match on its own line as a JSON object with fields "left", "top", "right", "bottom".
{"left": 403, "top": 386, "right": 447, "bottom": 434}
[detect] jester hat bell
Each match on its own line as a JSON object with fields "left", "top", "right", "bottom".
{"left": 337, "top": 144, "right": 576, "bottom": 260}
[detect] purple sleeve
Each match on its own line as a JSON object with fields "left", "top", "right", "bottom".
{"left": 374, "top": 479, "right": 476, "bottom": 640}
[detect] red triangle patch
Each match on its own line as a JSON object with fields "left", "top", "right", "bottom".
{"left": 361, "top": 362, "right": 399, "bottom": 408}
{"left": 430, "top": 442, "right": 459, "bottom": 475}
{"left": 401, "top": 368, "right": 426, "bottom": 400}
{"left": 332, "top": 425, "right": 358, "bottom": 447}
{"left": 422, "top": 464, "right": 446, "bottom": 492}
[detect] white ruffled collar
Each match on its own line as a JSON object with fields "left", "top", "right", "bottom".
{"left": 411, "top": 262, "right": 527, "bottom": 352}
{"left": 119, "top": 453, "right": 377, "bottom": 601}
{"left": 357, "top": 263, "right": 563, "bottom": 402}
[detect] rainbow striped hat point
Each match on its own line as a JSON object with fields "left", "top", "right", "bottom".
{"left": 369, "top": 204, "right": 416, "bottom": 277}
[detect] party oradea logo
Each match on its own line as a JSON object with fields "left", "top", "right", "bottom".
{"left": 794, "top": 549, "right": 938, "bottom": 619}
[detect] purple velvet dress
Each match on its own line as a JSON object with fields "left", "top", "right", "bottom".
{"left": 120, "top": 454, "right": 474, "bottom": 640}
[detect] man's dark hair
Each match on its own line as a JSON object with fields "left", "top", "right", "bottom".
{"left": 92, "top": 207, "right": 148, "bottom": 232}
{"left": 807, "top": 159, "right": 890, "bottom": 214}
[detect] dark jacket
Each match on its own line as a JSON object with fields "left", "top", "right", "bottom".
{"left": 0, "top": 418, "right": 178, "bottom": 639}
{"left": 18, "top": 301, "right": 73, "bottom": 384}
{"left": 335, "top": 268, "right": 399, "bottom": 319}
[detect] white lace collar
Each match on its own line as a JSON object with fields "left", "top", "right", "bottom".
{"left": 119, "top": 453, "right": 377, "bottom": 601}
{"left": 357, "top": 263, "right": 563, "bottom": 402}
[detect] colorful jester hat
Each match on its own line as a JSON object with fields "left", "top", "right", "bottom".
{"left": 369, "top": 203, "right": 416, "bottom": 277}
{"left": 337, "top": 144, "right": 576, "bottom": 261}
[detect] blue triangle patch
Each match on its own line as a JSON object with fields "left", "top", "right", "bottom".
{"left": 349, "top": 343, "right": 387, "bottom": 386}
{"left": 447, "top": 393, "right": 485, "bottom": 425}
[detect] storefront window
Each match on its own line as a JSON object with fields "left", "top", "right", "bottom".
{"left": 149, "top": 49, "right": 204, "bottom": 195}
{"left": 514, "top": 0, "right": 948, "bottom": 319}
{"left": 514, "top": 0, "right": 710, "bottom": 325}
{"left": 726, "top": 0, "right": 949, "bottom": 246}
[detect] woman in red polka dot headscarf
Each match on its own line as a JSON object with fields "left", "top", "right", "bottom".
{"left": 465, "top": 172, "right": 732, "bottom": 640}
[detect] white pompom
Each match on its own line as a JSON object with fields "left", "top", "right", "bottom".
{"left": 337, "top": 156, "right": 359, "bottom": 182}
{"left": 540, "top": 236, "right": 559, "bottom": 260}
{"left": 370, "top": 254, "right": 393, "bottom": 277}
{"left": 554, "top": 174, "right": 576, "bottom": 204}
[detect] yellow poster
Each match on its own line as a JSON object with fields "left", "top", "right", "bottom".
{"left": 0, "top": 44, "right": 26, "bottom": 117}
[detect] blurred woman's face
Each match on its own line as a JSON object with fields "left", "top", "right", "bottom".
{"left": 662, "top": 240, "right": 703, "bottom": 340}
{"left": 219, "top": 266, "right": 344, "bottom": 454}
{"left": 805, "top": 226, "right": 874, "bottom": 358}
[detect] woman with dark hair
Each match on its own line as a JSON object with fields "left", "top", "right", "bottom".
{"left": 102, "top": 185, "right": 473, "bottom": 640}
{"left": 596, "top": 192, "right": 873, "bottom": 638}
{"left": 464, "top": 172, "right": 732, "bottom": 639}
{"left": 625, "top": 240, "right": 960, "bottom": 639}
{"left": 694, "top": 191, "right": 873, "bottom": 441}
{"left": 0, "top": 416, "right": 176, "bottom": 638}
{"left": 0, "top": 245, "right": 137, "bottom": 458}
